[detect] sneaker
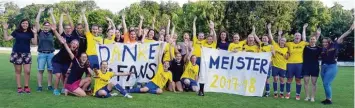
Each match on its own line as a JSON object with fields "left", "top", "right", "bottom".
{"left": 53, "top": 89, "right": 60, "bottom": 96}
{"left": 124, "top": 94, "right": 133, "bottom": 98}
{"left": 279, "top": 94, "right": 284, "bottom": 98}
{"left": 47, "top": 86, "right": 53, "bottom": 91}
{"left": 24, "top": 87, "right": 31, "bottom": 94}
{"left": 321, "top": 99, "right": 332, "bottom": 105}
{"left": 37, "top": 87, "right": 43, "bottom": 92}
{"left": 273, "top": 93, "right": 278, "bottom": 98}
{"left": 296, "top": 95, "right": 301, "bottom": 100}
{"left": 263, "top": 92, "right": 270, "bottom": 97}
{"left": 304, "top": 97, "right": 310, "bottom": 101}
{"left": 17, "top": 87, "right": 23, "bottom": 94}
{"left": 285, "top": 93, "right": 290, "bottom": 99}
{"left": 61, "top": 88, "right": 65, "bottom": 94}
{"left": 111, "top": 93, "right": 118, "bottom": 97}
{"left": 310, "top": 98, "right": 315, "bottom": 102}
{"left": 198, "top": 91, "right": 205, "bottom": 96}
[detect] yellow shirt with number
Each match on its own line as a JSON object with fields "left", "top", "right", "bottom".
{"left": 271, "top": 40, "right": 288, "bottom": 70}
{"left": 181, "top": 61, "right": 199, "bottom": 80}
{"left": 93, "top": 70, "right": 114, "bottom": 96}
{"left": 151, "top": 63, "right": 172, "bottom": 88}
{"left": 286, "top": 41, "right": 308, "bottom": 63}
{"left": 103, "top": 34, "right": 116, "bottom": 45}
{"left": 228, "top": 40, "right": 246, "bottom": 52}
{"left": 163, "top": 43, "right": 176, "bottom": 62}
{"left": 243, "top": 44, "right": 259, "bottom": 53}
{"left": 202, "top": 41, "right": 217, "bottom": 49}
{"left": 192, "top": 36, "right": 205, "bottom": 57}
{"left": 86, "top": 32, "right": 102, "bottom": 55}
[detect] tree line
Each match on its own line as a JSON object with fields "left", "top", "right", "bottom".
{"left": 0, "top": 1, "right": 353, "bottom": 61}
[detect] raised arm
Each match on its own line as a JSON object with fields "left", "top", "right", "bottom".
{"left": 302, "top": 23, "right": 308, "bottom": 41}
{"left": 337, "top": 23, "right": 354, "bottom": 44}
{"left": 314, "top": 28, "right": 321, "bottom": 41}
{"left": 209, "top": 20, "right": 217, "bottom": 43}
{"left": 61, "top": 39, "right": 75, "bottom": 59}
{"left": 152, "top": 17, "right": 155, "bottom": 30}
{"left": 267, "top": 23, "right": 273, "bottom": 41}
{"left": 252, "top": 25, "right": 261, "bottom": 44}
{"left": 81, "top": 8, "right": 90, "bottom": 33}
{"left": 48, "top": 8, "right": 56, "bottom": 25}
{"left": 184, "top": 44, "right": 193, "bottom": 62}
{"left": 59, "top": 13, "right": 64, "bottom": 34}
{"left": 65, "top": 9, "right": 74, "bottom": 29}
{"left": 106, "top": 17, "right": 116, "bottom": 39}
{"left": 122, "top": 14, "right": 127, "bottom": 33}
{"left": 51, "top": 24, "right": 64, "bottom": 43}
{"left": 171, "top": 23, "right": 175, "bottom": 36}
{"left": 158, "top": 42, "right": 165, "bottom": 65}
{"left": 2, "top": 23, "right": 13, "bottom": 41}
{"left": 277, "top": 29, "right": 282, "bottom": 43}
{"left": 138, "top": 15, "right": 143, "bottom": 37}
{"left": 35, "top": 7, "right": 45, "bottom": 31}
{"left": 166, "top": 18, "right": 170, "bottom": 35}
{"left": 193, "top": 16, "right": 197, "bottom": 41}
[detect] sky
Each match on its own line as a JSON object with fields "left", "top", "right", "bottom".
{"left": 0, "top": 0, "right": 354, "bottom": 13}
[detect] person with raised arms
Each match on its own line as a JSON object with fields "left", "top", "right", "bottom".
{"left": 228, "top": 33, "right": 245, "bottom": 53}
{"left": 2, "top": 19, "right": 38, "bottom": 94}
{"left": 243, "top": 26, "right": 260, "bottom": 53}
{"left": 128, "top": 43, "right": 175, "bottom": 94}
{"left": 320, "top": 23, "right": 354, "bottom": 105}
{"left": 102, "top": 17, "right": 116, "bottom": 45}
{"left": 93, "top": 60, "right": 133, "bottom": 98}
{"left": 81, "top": 8, "right": 102, "bottom": 69}
{"left": 285, "top": 23, "right": 309, "bottom": 100}
{"left": 202, "top": 20, "right": 217, "bottom": 49}
{"left": 254, "top": 23, "right": 273, "bottom": 97}
{"left": 268, "top": 28, "right": 289, "bottom": 98}
{"left": 34, "top": 7, "right": 56, "bottom": 92}
{"left": 217, "top": 31, "right": 230, "bottom": 50}
{"left": 302, "top": 28, "right": 321, "bottom": 102}
{"left": 58, "top": 38, "right": 93, "bottom": 97}
{"left": 191, "top": 16, "right": 205, "bottom": 96}
{"left": 122, "top": 14, "right": 140, "bottom": 44}
{"left": 181, "top": 43, "right": 199, "bottom": 92}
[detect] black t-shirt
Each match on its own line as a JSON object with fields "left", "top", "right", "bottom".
{"left": 61, "top": 29, "right": 87, "bottom": 55}
{"left": 66, "top": 58, "right": 89, "bottom": 84}
{"left": 52, "top": 47, "right": 71, "bottom": 64}
{"left": 169, "top": 59, "right": 185, "bottom": 75}
{"left": 303, "top": 45, "right": 322, "bottom": 66}
{"left": 11, "top": 30, "right": 34, "bottom": 53}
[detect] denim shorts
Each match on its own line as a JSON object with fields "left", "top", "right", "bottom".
{"left": 37, "top": 52, "right": 54, "bottom": 71}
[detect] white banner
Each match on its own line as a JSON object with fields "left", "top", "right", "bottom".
{"left": 96, "top": 42, "right": 164, "bottom": 87}
{"left": 200, "top": 47, "right": 272, "bottom": 97}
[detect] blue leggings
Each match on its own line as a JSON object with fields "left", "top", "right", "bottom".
{"left": 321, "top": 64, "right": 338, "bottom": 99}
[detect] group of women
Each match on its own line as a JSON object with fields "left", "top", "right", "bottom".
{"left": 2, "top": 7, "right": 353, "bottom": 105}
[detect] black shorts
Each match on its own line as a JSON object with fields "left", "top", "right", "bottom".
{"left": 172, "top": 72, "right": 182, "bottom": 82}
{"left": 10, "top": 52, "right": 32, "bottom": 65}
{"left": 302, "top": 64, "right": 320, "bottom": 77}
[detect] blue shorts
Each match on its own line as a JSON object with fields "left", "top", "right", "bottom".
{"left": 146, "top": 81, "right": 159, "bottom": 94}
{"left": 37, "top": 52, "right": 54, "bottom": 71}
{"left": 52, "top": 62, "right": 69, "bottom": 74}
{"left": 286, "top": 63, "right": 303, "bottom": 79}
{"left": 95, "top": 85, "right": 112, "bottom": 98}
{"left": 272, "top": 66, "right": 286, "bottom": 77}
{"left": 88, "top": 55, "right": 99, "bottom": 69}
{"left": 181, "top": 78, "right": 198, "bottom": 89}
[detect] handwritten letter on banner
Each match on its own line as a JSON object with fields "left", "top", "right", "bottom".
{"left": 97, "top": 42, "right": 164, "bottom": 87}
{"left": 200, "top": 47, "right": 272, "bottom": 97}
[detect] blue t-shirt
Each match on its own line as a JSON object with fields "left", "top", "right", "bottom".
{"left": 66, "top": 58, "right": 89, "bottom": 84}
{"left": 11, "top": 30, "right": 34, "bottom": 53}
{"left": 321, "top": 42, "right": 340, "bottom": 64}
{"left": 303, "top": 45, "right": 321, "bottom": 66}
{"left": 217, "top": 42, "right": 230, "bottom": 50}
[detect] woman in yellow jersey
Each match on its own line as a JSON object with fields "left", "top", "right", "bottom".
{"left": 267, "top": 28, "right": 289, "bottom": 98}
{"left": 102, "top": 17, "right": 116, "bottom": 45}
{"left": 128, "top": 43, "right": 174, "bottom": 94}
{"left": 93, "top": 60, "right": 133, "bottom": 98}
{"left": 243, "top": 34, "right": 259, "bottom": 52}
{"left": 181, "top": 45, "right": 199, "bottom": 92}
{"left": 254, "top": 24, "right": 273, "bottom": 97}
{"left": 285, "top": 23, "right": 309, "bottom": 100}
{"left": 228, "top": 33, "right": 245, "bottom": 52}
{"left": 81, "top": 8, "right": 102, "bottom": 69}
{"left": 202, "top": 21, "right": 217, "bottom": 49}
{"left": 192, "top": 16, "right": 205, "bottom": 66}
{"left": 143, "top": 29, "right": 156, "bottom": 43}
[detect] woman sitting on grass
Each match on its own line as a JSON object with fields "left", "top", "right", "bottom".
{"left": 92, "top": 60, "right": 133, "bottom": 98}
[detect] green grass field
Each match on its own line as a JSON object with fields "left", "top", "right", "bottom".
{"left": 0, "top": 53, "right": 353, "bottom": 108}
